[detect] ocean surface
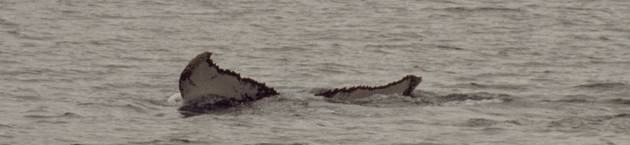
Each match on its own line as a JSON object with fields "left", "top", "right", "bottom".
{"left": 1, "top": 0, "right": 630, "bottom": 144}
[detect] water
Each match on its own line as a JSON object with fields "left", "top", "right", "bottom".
{"left": 1, "top": 0, "right": 630, "bottom": 144}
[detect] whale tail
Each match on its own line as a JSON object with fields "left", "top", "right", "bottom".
{"left": 315, "top": 75, "right": 422, "bottom": 98}
{"left": 178, "top": 52, "right": 278, "bottom": 117}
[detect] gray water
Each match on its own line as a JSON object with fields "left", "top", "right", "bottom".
{"left": 1, "top": 0, "right": 630, "bottom": 144}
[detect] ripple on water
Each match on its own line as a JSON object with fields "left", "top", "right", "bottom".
{"left": 23, "top": 112, "right": 82, "bottom": 119}
{"left": 127, "top": 138, "right": 207, "bottom": 145}
{"left": 250, "top": 143, "right": 310, "bottom": 145}
{"left": 77, "top": 102, "right": 150, "bottom": 114}
{"left": 464, "top": 118, "right": 521, "bottom": 128}
{"left": 319, "top": 91, "right": 514, "bottom": 107}
{"left": 574, "top": 82, "right": 628, "bottom": 90}
{"left": 324, "top": 94, "right": 425, "bottom": 107}
{"left": 548, "top": 113, "right": 630, "bottom": 133}
{"left": 429, "top": 92, "right": 515, "bottom": 106}
{"left": 436, "top": 45, "right": 464, "bottom": 51}
{"left": 76, "top": 97, "right": 166, "bottom": 115}
{"left": 438, "top": 6, "right": 526, "bottom": 16}
{"left": 542, "top": 94, "right": 596, "bottom": 103}
{"left": 606, "top": 98, "right": 630, "bottom": 105}
{"left": 447, "top": 82, "right": 531, "bottom": 92}
{"left": 0, "top": 123, "right": 13, "bottom": 128}
{"left": 570, "top": 82, "right": 630, "bottom": 96}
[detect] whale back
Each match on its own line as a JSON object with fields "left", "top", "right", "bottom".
{"left": 315, "top": 75, "right": 422, "bottom": 98}
{"left": 178, "top": 52, "right": 278, "bottom": 116}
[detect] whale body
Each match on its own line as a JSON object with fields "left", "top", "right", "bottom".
{"left": 176, "top": 51, "right": 422, "bottom": 116}
{"left": 315, "top": 75, "right": 422, "bottom": 98}
{"left": 177, "top": 52, "right": 278, "bottom": 117}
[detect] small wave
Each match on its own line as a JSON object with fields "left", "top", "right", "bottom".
{"left": 77, "top": 98, "right": 162, "bottom": 114}
{"left": 259, "top": 46, "right": 309, "bottom": 52}
{"left": 11, "top": 94, "right": 43, "bottom": 101}
{"left": 465, "top": 118, "right": 500, "bottom": 127}
{"left": 607, "top": 98, "right": 630, "bottom": 105}
{"left": 98, "top": 82, "right": 157, "bottom": 90}
{"left": 0, "top": 59, "right": 20, "bottom": 64}
{"left": 320, "top": 91, "right": 513, "bottom": 107}
{"left": 503, "top": 62, "right": 550, "bottom": 67}
{"left": 436, "top": 45, "right": 464, "bottom": 51}
{"left": 473, "top": 72, "right": 525, "bottom": 78}
{"left": 391, "top": 142, "right": 446, "bottom": 145}
{"left": 548, "top": 113, "right": 630, "bottom": 133}
{"left": 543, "top": 98, "right": 592, "bottom": 103}
{"left": 364, "top": 44, "right": 416, "bottom": 49}
{"left": 0, "top": 17, "right": 18, "bottom": 27}
{"left": 574, "top": 82, "right": 628, "bottom": 89}
{"left": 92, "top": 13, "right": 160, "bottom": 20}
{"left": 127, "top": 138, "right": 207, "bottom": 145}
{"left": 14, "top": 31, "right": 56, "bottom": 41}
{"left": 0, "top": 134, "right": 13, "bottom": 139}
{"left": 464, "top": 118, "right": 521, "bottom": 127}
{"left": 0, "top": 123, "right": 13, "bottom": 128}
{"left": 448, "top": 82, "right": 529, "bottom": 91}
{"left": 23, "top": 112, "right": 82, "bottom": 119}
{"left": 442, "top": 6, "right": 524, "bottom": 13}
{"left": 35, "top": 120, "right": 69, "bottom": 124}
{"left": 251, "top": 143, "right": 310, "bottom": 145}
{"left": 542, "top": 95, "right": 595, "bottom": 103}
{"left": 324, "top": 94, "right": 425, "bottom": 107}
{"left": 87, "top": 37, "right": 134, "bottom": 46}
{"left": 429, "top": 92, "right": 514, "bottom": 105}
{"left": 440, "top": 92, "right": 507, "bottom": 101}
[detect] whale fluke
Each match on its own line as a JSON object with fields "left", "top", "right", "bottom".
{"left": 315, "top": 75, "right": 422, "bottom": 98}
{"left": 178, "top": 52, "right": 278, "bottom": 116}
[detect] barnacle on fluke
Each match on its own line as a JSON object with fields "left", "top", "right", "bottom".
{"left": 178, "top": 52, "right": 278, "bottom": 117}
{"left": 315, "top": 75, "right": 422, "bottom": 98}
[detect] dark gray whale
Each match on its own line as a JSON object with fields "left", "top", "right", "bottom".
{"left": 176, "top": 52, "right": 422, "bottom": 116}
{"left": 315, "top": 75, "right": 422, "bottom": 98}
{"left": 177, "top": 52, "right": 278, "bottom": 117}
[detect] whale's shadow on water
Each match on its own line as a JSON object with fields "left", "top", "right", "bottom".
{"left": 174, "top": 52, "right": 515, "bottom": 117}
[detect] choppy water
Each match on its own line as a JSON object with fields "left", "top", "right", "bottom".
{"left": 1, "top": 0, "right": 630, "bottom": 144}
